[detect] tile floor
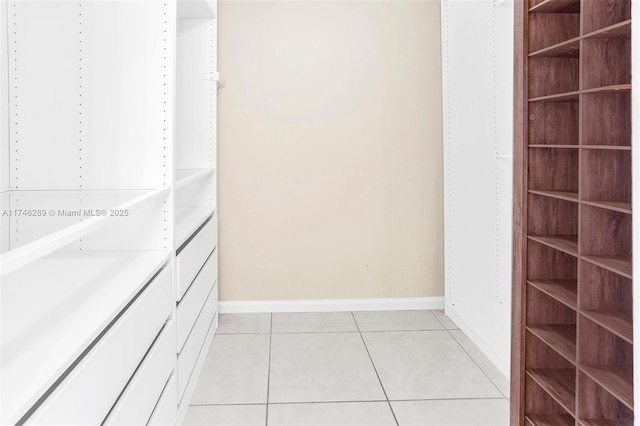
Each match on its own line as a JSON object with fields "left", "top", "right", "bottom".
{"left": 184, "top": 310, "right": 510, "bottom": 426}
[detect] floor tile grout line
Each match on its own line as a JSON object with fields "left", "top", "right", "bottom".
{"left": 445, "top": 328, "right": 508, "bottom": 399}
{"left": 351, "top": 311, "right": 400, "bottom": 426}
{"left": 265, "top": 313, "right": 273, "bottom": 426}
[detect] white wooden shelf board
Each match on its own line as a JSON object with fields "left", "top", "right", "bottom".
{"left": 175, "top": 207, "right": 215, "bottom": 249}
{"left": 0, "top": 249, "right": 171, "bottom": 425}
{"left": 175, "top": 168, "right": 215, "bottom": 190}
{"left": 0, "top": 187, "right": 170, "bottom": 275}
{"left": 177, "top": 0, "right": 216, "bottom": 19}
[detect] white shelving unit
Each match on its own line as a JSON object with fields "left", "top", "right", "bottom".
{"left": 0, "top": 0, "right": 218, "bottom": 424}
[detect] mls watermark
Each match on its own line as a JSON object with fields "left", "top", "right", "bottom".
{"left": 1, "top": 209, "right": 130, "bottom": 217}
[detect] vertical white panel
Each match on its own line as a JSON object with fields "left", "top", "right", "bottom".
{"left": 81, "top": 0, "right": 174, "bottom": 189}
{"left": 8, "top": 1, "right": 80, "bottom": 189}
{"left": 1, "top": 0, "right": 9, "bottom": 253}
{"left": 176, "top": 19, "right": 215, "bottom": 170}
{"left": 442, "top": 0, "right": 513, "bottom": 377}
{"left": 632, "top": 0, "right": 639, "bottom": 414}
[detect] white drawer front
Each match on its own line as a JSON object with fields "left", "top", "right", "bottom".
{"left": 177, "top": 250, "right": 217, "bottom": 351}
{"left": 104, "top": 320, "right": 176, "bottom": 426}
{"left": 176, "top": 215, "right": 217, "bottom": 301}
{"left": 148, "top": 375, "right": 177, "bottom": 426}
{"left": 177, "top": 283, "right": 217, "bottom": 402}
{"left": 28, "top": 266, "right": 173, "bottom": 425}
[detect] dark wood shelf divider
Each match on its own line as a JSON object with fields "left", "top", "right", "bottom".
{"left": 513, "top": 0, "right": 633, "bottom": 424}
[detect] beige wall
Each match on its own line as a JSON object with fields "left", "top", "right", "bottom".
{"left": 218, "top": 0, "right": 443, "bottom": 301}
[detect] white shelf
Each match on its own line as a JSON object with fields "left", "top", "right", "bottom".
{"left": 177, "top": 0, "right": 216, "bottom": 19}
{"left": 175, "top": 207, "right": 215, "bottom": 249}
{"left": 0, "top": 187, "right": 170, "bottom": 275}
{"left": 0, "top": 250, "right": 171, "bottom": 425}
{"left": 175, "top": 168, "right": 215, "bottom": 190}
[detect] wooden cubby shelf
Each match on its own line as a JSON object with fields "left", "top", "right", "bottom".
{"left": 514, "top": 0, "right": 633, "bottom": 423}
{"left": 527, "top": 369, "right": 576, "bottom": 414}
{"left": 581, "top": 310, "right": 632, "bottom": 344}
{"left": 582, "top": 255, "right": 632, "bottom": 280}
{"left": 528, "top": 279, "right": 577, "bottom": 310}
{"left": 528, "top": 190, "right": 578, "bottom": 202}
{"left": 528, "top": 235, "right": 578, "bottom": 256}
{"left": 529, "top": 0, "right": 580, "bottom": 13}
{"left": 581, "top": 364, "right": 633, "bottom": 410}
{"left": 527, "top": 325, "right": 577, "bottom": 364}
{"left": 526, "top": 414, "right": 576, "bottom": 426}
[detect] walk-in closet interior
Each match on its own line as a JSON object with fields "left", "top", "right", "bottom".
{"left": 0, "top": 0, "right": 638, "bottom": 425}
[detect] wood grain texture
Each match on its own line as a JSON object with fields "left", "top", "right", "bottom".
{"left": 528, "top": 148, "right": 579, "bottom": 191}
{"left": 581, "top": 93, "right": 631, "bottom": 146}
{"left": 580, "top": 365, "right": 633, "bottom": 409}
{"left": 579, "top": 260, "right": 632, "bottom": 311}
{"left": 529, "top": 13, "right": 580, "bottom": 52}
{"left": 528, "top": 279, "right": 578, "bottom": 309}
{"left": 527, "top": 368, "right": 577, "bottom": 413}
{"left": 582, "top": 255, "right": 632, "bottom": 279}
{"left": 581, "top": 149, "right": 631, "bottom": 200}
{"left": 526, "top": 374, "right": 575, "bottom": 418}
{"left": 582, "top": 39, "right": 631, "bottom": 89}
{"left": 529, "top": 58, "right": 579, "bottom": 98}
{"left": 527, "top": 330, "right": 576, "bottom": 369}
{"left": 527, "top": 239, "right": 578, "bottom": 280}
{"left": 580, "top": 205, "right": 632, "bottom": 258}
{"left": 529, "top": 235, "right": 579, "bottom": 256}
{"left": 528, "top": 324, "right": 577, "bottom": 364}
{"left": 577, "top": 371, "right": 633, "bottom": 422}
{"left": 582, "top": 0, "right": 632, "bottom": 33}
{"left": 528, "top": 194, "right": 578, "bottom": 235}
{"left": 527, "top": 284, "right": 577, "bottom": 325}
{"left": 578, "top": 315, "right": 633, "bottom": 365}
{"left": 529, "top": 0, "right": 580, "bottom": 13}
{"left": 528, "top": 102, "right": 579, "bottom": 145}
{"left": 526, "top": 413, "right": 577, "bottom": 425}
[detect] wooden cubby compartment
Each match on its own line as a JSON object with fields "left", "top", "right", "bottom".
{"left": 580, "top": 204, "right": 632, "bottom": 278}
{"left": 582, "top": 0, "right": 631, "bottom": 34}
{"left": 525, "top": 373, "right": 575, "bottom": 426}
{"left": 581, "top": 149, "right": 631, "bottom": 205}
{"left": 527, "top": 240, "right": 578, "bottom": 309}
{"left": 529, "top": 58, "right": 579, "bottom": 98}
{"left": 579, "top": 261, "right": 632, "bottom": 343}
{"left": 577, "top": 372, "right": 633, "bottom": 425}
{"left": 578, "top": 317, "right": 633, "bottom": 410}
{"left": 527, "top": 285, "right": 577, "bottom": 364}
{"left": 528, "top": 102, "right": 578, "bottom": 146}
{"left": 528, "top": 12, "right": 579, "bottom": 53}
{"left": 526, "top": 327, "right": 577, "bottom": 419}
{"left": 581, "top": 39, "right": 630, "bottom": 90}
{"left": 528, "top": 148, "right": 578, "bottom": 192}
{"left": 581, "top": 93, "right": 631, "bottom": 147}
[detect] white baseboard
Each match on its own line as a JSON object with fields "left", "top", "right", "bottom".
{"left": 219, "top": 297, "right": 444, "bottom": 313}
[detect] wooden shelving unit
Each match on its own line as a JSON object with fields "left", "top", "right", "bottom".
{"left": 512, "top": 0, "right": 633, "bottom": 424}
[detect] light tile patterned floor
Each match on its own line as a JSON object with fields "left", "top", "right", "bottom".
{"left": 184, "top": 310, "right": 509, "bottom": 426}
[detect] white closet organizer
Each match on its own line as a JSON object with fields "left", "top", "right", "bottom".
{"left": 0, "top": 0, "right": 219, "bottom": 425}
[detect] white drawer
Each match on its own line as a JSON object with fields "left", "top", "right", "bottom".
{"left": 177, "top": 283, "right": 217, "bottom": 402}
{"left": 28, "top": 266, "right": 173, "bottom": 425}
{"left": 148, "top": 375, "right": 177, "bottom": 426}
{"left": 177, "top": 249, "right": 217, "bottom": 351}
{"left": 176, "top": 215, "right": 217, "bottom": 301}
{"left": 104, "top": 320, "right": 176, "bottom": 426}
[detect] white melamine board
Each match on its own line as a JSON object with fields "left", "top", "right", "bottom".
{"left": 8, "top": 1, "right": 80, "bottom": 189}
{"left": 175, "top": 167, "right": 215, "bottom": 189}
{"left": 442, "top": 0, "right": 514, "bottom": 377}
{"left": 175, "top": 207, "right": 215, "bottom": 249}
{"left": 80, "top": 1, "right": 174, "bottom": 188}
{"left": 1, "top": 0, "right": 8, "bottom": 193}
{"left": 632, "top": 0, "right": 639, "bottom": 414}
{"left": 0, "top": 187, "right": 169, "bottom": 275}
{"left": 1, "top": 192, "right": 8, "bottom": 254}
{"left": 0, "top": 250, "right": 170, "bottom": 424}
{"left": 176, "top": 18, "right": 215, "bottom": 170}
{"left": 178, "top": 0, "right": 216, "bottom": 20}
